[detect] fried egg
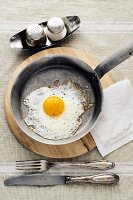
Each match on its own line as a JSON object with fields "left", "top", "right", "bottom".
{"left": 23, "top": 81, "right": 88, "bottom": 140}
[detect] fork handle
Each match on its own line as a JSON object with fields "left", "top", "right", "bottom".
{"left": 53, "top": 160, "right": 115, "bottom": 170}
{"left": 66, "top": 173, "right": 119, "bottom": 185}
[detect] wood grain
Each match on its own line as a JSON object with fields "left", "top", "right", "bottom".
{"left": 5, "top": 47, "right": 114, "bottom": 158}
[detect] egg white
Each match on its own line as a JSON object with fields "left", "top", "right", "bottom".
{"left": 23, "top": 83, "right": 86, "bottom": 140}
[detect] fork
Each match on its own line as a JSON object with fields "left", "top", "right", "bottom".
{"left": 16, "top": 160, "right": 115, "bottom": 173}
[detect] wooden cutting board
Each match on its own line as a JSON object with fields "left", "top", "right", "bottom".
{"left": 5, "top": 47, "right": 114, "bottom": 158}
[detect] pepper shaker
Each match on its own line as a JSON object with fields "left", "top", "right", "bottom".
{"left": 26, "top": 24, "right": 46, "bottom": 47}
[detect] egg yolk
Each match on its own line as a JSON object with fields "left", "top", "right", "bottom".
{"left": 43, "top": 96, "right": 64, "bottom": 117}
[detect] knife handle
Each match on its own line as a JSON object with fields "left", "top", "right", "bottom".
{"left": 66, "top": 174, "right": 119, "bottom": 185}
{"left": 54, "top": 160, "right": 115, "bottom": 170}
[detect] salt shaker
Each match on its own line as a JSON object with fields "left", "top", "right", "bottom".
{"left": 26, "top": 24, "right": 46, "bottom": 47}
{"left": 46, "top": 17, "right": 67, "bottom": 41}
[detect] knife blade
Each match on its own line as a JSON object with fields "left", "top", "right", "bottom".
{"left": 4, "top": 173, "right": 119, "bottom": 186}
{"left": 4, "top": 174, "right": 65, "bottom": 186}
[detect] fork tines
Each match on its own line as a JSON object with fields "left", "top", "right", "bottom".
{"left": 16, "top": 160, "right": 43, "bottom": 172}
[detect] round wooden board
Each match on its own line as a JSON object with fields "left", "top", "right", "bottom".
{"left": 5, "top": 47, "right": 114, "bottom": 158}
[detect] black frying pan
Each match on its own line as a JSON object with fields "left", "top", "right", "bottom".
{"left": 11, "top": 43, "right": 133, "bottom": 145}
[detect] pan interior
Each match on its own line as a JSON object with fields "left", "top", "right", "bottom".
{"left": 11, "top": 56, "right": 102, "bottom": 144}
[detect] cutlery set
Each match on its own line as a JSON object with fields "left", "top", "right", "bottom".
{"left": 4, "top": 160, "right": 119, "bottom": 186}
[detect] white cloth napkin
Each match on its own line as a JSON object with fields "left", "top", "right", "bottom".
{"left": 91, "top": 79, "right": 133, "bottom": 157}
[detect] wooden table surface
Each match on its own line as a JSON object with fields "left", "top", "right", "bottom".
{"left": 0, "top": 0, "right": 133, "bottom": 200}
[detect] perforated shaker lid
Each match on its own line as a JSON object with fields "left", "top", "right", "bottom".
{"left": 47, "top": 17, "right": 65, "bottom": 34}
{"left": 26, "top": 24, "right": 44, "bottom": 40}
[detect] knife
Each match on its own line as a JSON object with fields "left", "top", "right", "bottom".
{"left": 4, "top": 173, "right": 119, "bottom": 186}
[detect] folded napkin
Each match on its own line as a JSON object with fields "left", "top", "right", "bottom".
{"left": 91, "top": 79, "right": 133, "bottom": 157}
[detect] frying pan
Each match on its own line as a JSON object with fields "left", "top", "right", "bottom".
{"left": 10, "top": 43, "right": 133, "bottom": 145}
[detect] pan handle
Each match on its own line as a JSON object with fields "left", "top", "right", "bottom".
{"left": 94, "top": 42, "right": 133, "bottom": 79}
